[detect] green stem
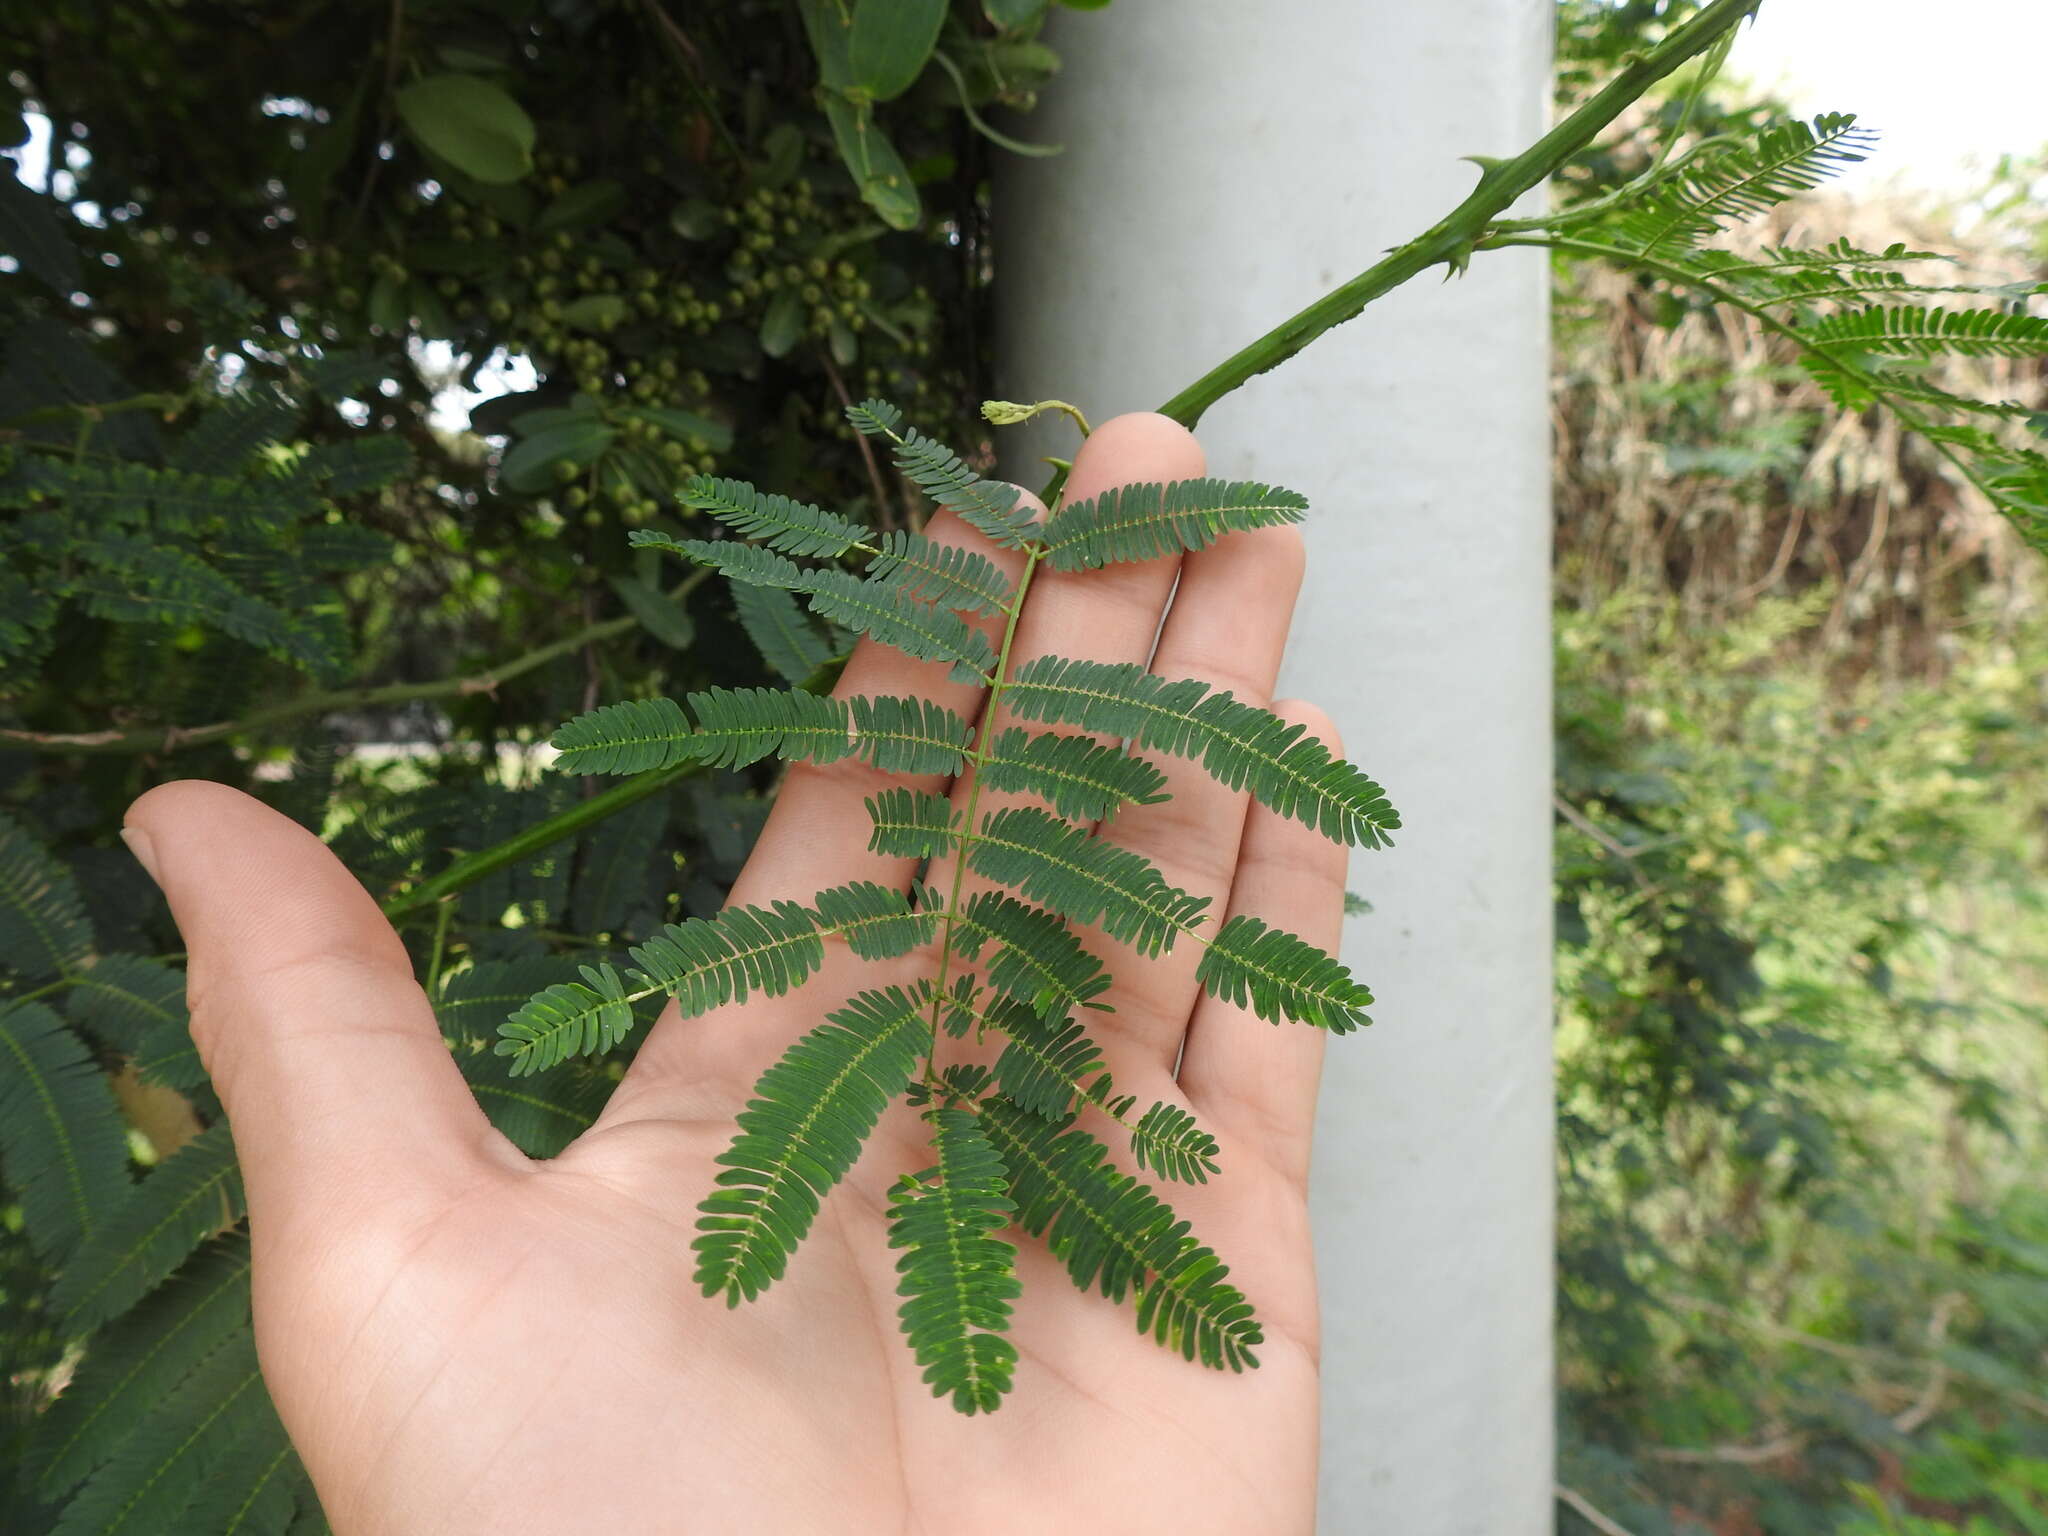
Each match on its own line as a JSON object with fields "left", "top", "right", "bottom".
{"left": 1, "top": 391, "right": 187, "bottom": 432}
{"left": 3, "top": 977, "right": 77, "bottom": 1008}
{"left": 381, "top": 763, "right": 695, "bottom": 924}
{"left": 924, "top": 544, "right": 1047, "bottom": 1069}
{"left": 2, "top": 569, "right": 710, "bottom": 757}
{"left": 1153, "top": 0, "right": 1761, "bottom": 428}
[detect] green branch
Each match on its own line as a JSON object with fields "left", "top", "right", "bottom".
{"left": 0, "top": 570, "right": 710, "bottom": 757}
{"left": 380, "top": 763, "right": 695, "bottom": 924}
{"left": 1153, "top": 0, "right": 1762, "bottom": 428}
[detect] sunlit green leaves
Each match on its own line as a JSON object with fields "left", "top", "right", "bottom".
{"left": 395, "top": 74, "right": 536, "bottom": 185}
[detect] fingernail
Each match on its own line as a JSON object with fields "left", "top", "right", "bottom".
{"left": 120, "top": 826, "right": 163, "bottom": 887}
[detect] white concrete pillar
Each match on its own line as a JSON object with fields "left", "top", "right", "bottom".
{"left": 995, "top": 3, "right": 1556, "bottom": 1530}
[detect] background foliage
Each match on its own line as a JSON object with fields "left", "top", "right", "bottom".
{"left": 0, "top": 1, "right": 1081, "bottom": 1528}
{"left": 1551, "top": 4, "right": 2048, "bottom": 1531}
{"left": 2, "top": 0, "right": 2045, "bottom": 1531}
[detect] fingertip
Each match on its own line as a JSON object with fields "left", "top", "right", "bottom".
{"left": 1269, "top": 697, "right": 1344, "bottom": 758}
{"left": 1067, "top": 411, "right": 1205, "bottom": 499}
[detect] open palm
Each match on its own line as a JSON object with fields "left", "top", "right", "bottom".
{"left": 126, "top": 414, "right": 1345, "bottom": 1535}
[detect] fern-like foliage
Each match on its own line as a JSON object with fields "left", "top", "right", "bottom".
{"left": 1002, "top": 656, "right": 1401, "bottom": 847}
{"left": 0, "top": 811, "right": 95, "bottom": 981}
{"left": 1523, "top": 109, "right": 2048, "bottom": 553}
{"left": 949, "top": 889, "right": 1113, "bottom": 1018}
{"left": 695, "top": 985, "right": 932, "bottom": 1303}
{"left": 979, "top": 728, "right": 1170, "bottom": 820}
{"left": 54, "top": 1121, "right": 246, "bottom": 1334}
{"left": 551, "top": 688, "right": 976, "bottom": 777}
{"left": 0, "top": 1001, "right": 132, "bottom": 1266}
{"left": 0, "top": 411, "right": 395, "bottom": 679}
{"left": 32, "top": 1236, "right": 254, "bottom": 1500}
{"left": 504, "top": 401, "right": 1388, "bottom": 1412}
{"left": 980, "top": 1100, "right": 1260, "bottom": 1370}
{"left": 50, "top": 1325, "right": 270, "bottom": 1536}
{"left": 1610, "top": 113, "right": 1877, "bottom": 256}
{"left": 1040, "top": 479, "right": 1308, "bottom": 571}
{"left": 887, "top": 1108, "right": 1021, "bottom": 1415}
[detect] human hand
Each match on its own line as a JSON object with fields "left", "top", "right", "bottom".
{"left": 124, "top": 412, "right": 1344, "bottom": 1535}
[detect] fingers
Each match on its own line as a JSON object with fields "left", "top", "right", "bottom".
{"left": 1175, "top": 701, "right": 1348, "bottom": 1189}
{"left": 122, "top": 781, "right": 501, "bottom": 1223}
{"left": 1085, "top": 522, "right": 1306, "bottom": 1071}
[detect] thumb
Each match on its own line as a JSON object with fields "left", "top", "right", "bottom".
{"left": 124, "top": 780, "right": 497, "bottom": 1221}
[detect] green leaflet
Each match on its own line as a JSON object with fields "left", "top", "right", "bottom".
{"left": 1038, "top": 478, "right": 1308, "bottom": 571}
{"left": 549, "top": 689, "right": 974, "bottom": 778}
{"left": 981, "top": 1006, "right": 1221, "bottom": 1181}
{"left": 1614, "top": 113, "right": 1876, "bottom": 256}
{"left": 801, "top": 567, "right": 998, "bottom": 681}
{"left": 33, "top": 1236, "right": 254, "bottom": 1499}
{"left": 864, "top": 529, "right": 1013, "bottom": 615}
{"left": 628, "top": 899, "right": 825, "bottom": 1008}
{"left": 65, "top": 950, "right": 188, "bottom": 1056}
{"left": 979, "top": 1100, "right": 1261, "bottom": 1371}
{"left": 883, "top": 425, "right": 1041, "bottom": 549}
{"left": 550, "top": 697, "right": 696, "bottom": 774}
{"left": 844, "top": 397, "right": 904, "bottom": 437}
{"left": 1802, "top": 304, "right": 2048, "bottom": 360}
{"left": 687, "top": 686, "right": 855, "bottom": 770}
{"left": 989, "top": 1001, "right": 1106, "bottom": 1118}
{"left": 681, "top": 475, "right": 865, "bottom": 557}
{"left": 0, "top": 811, "right": 94, "bottom": 980}
{"left": 979, "top": 727, "right": 1170, "bottom": 821}
{"left": 695, "top": 986, "right": 932, "bottom": 1303}
{"left": 649, "top": 534, "right": 809, "bottom": 590}
{"left": 865, "top": 787, "right": 957, "bottom": 858}
{"left": 847, "top": 694, "right": 976, "bottom": 776}
{"left": 491, "top": 963, "right": 637, "bottom": 1077}
{"left": 968, "top": 805, "right": 1210, "bottom": 957}
{"left": 950, "top": 890, "right": 1113, "bottom": 1018}
{"left": 0, "top": 1002, "right": 132, "bottom": 1265}
{"left": 1128, "top": 1102, "right": 1221, "bottom": 1186}
{"left": 1002, "top": 655, "right": 1402, "bottom": 849}
{"left": 54, "top": 1121, "right": 246, "bottom": 1334}
{"left": 49, "top": 1326, "right": 267, "bottom": 1536}
{"left": 810, "top": 880, "right": 939, "bottom": 960}
{"left": 730, "top": 581, "right": 834, "bottom": 683}
{"left": 1196, "top": 913, "right": 1374, "bottom": 1034}
{"left": 888, "top": 1107, "right": 1021, "bottom": 1415}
